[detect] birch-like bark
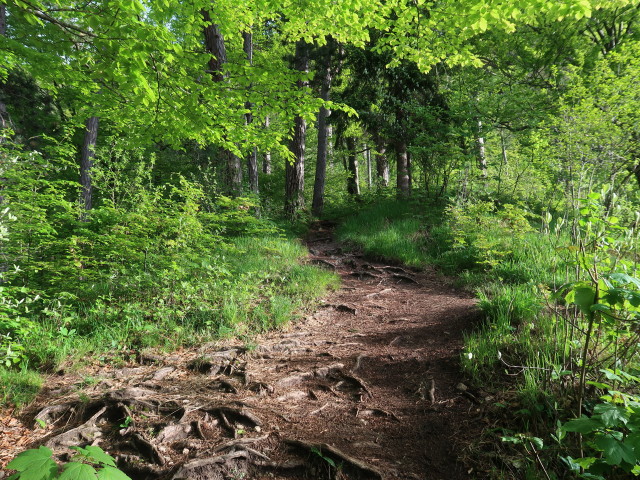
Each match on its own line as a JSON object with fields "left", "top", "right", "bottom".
{"left": 263, "top": 116, "right": 272, "bottom": 174}
{"left": 477, "top": 119, "right": 488, "bottom": 185}
{"left": 375, "top": 136, "right": 389, "bottom": 188}
{"left": 366, "top": 144, "right": 372, "bottom": 188}
{"left": 396, "top": 138, "right": 410, "bottom": 197}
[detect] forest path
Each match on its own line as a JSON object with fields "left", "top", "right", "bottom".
{"left": 3, "top": 221, "right": 483, "bottom": 480}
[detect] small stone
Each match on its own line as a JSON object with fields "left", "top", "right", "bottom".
{"left": 456, "top": 383, "right": 468, "bottom": 391}
{"left": 182, "top": 448, "right": 189, "bottom": 455}
{"left": 255, "top": 426, "right": 261, "bottom": 432}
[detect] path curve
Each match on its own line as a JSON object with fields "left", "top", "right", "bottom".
{"left": 3, "top": 221, "right": 482, "bottom": 480}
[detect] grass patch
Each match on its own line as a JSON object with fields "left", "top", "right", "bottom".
{"left": 0, "top": 368, "right": 43, "bottom": 407}
{"left": 336, "top": 198, "right": 434, "bottom": 268}
{"left": 1, "top": 234, "right": 338, "bottom": 408}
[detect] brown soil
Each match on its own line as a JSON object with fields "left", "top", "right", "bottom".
{"left": 1, "top": 220, "right": 486, "bottom": 480}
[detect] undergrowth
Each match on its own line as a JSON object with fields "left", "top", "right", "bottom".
{"left": 0, "top": 142, "right": 339, "bottom": 408}
{"left": 337, "top": 192, "right": 640, "bottom": 478}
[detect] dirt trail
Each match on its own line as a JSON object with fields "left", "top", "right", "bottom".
{"left": 2, "top": 221, "right": 483, "bottom": 479}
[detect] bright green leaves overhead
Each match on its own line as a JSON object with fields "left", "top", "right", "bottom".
{"left": 3, "top": 0, "right": 634, "bottom": 152}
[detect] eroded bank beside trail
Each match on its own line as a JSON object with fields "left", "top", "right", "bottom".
{"left": 3, "top": 221, "right": 483, "bottom": 479}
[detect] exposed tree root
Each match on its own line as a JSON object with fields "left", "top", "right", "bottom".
{"left": 285, "top": 439, "right": 384, "bottom": 480}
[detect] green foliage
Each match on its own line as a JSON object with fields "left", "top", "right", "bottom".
{"left": 562, "top": 383, "right": 640, "bottom": 478}
{"left": 6, "top": 446, "right": 131, "bottom": 480}
{"left": 336, "top": 198, "right": 432, "bottom": 268}
{"left": 445, "top": 200, "right": 534, "bottom": 270}
{"left": 0, "top": 138, "right": 338, "bottom": 405}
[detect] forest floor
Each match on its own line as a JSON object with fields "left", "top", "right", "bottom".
{"left": 1, "top": 221, "right": 488, "bottom": 480}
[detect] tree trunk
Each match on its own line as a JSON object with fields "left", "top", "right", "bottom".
{"left": 407, "top": 150, "right": 413, "bottom": 190}
{"left": 202, "top": 10, "right": 226, "bottom": 81}
{"left": 0, "top": 5, "right": 5, "bottom": 35}
{"left": 395, "top": 139, "right": 410, "bottom": 197}
{"left": 263, "top": 116, "right": 272, "bottom": 174}
{"left": 80, "top": 116, "right": 99, "bottom": 212}
{"left": 346, "top": 136, "right": 360, "bottom": 195}
{"left": 476, "top": 119, "right": 488, "bottom": 185}
{"left": 285, "top": 41, "right": 309, "bottom": 218}
{"left": 202, "top": 9, "right": 242, "bottom": 194}
{"left": 366, "top": 144, "right": 372, "bottom": 189}
{"left": 312, "top": 48, "right": 333, "bottom": 217}
{"left": 374, "top": 136, "right": 389, "bottom": 187}
{"left": 243, "top": 31, "right": 258, "bottom": 194}
{"left": 226, "top": 151, "right": 243, "bottom": 196}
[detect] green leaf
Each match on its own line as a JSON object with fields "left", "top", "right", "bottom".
{"left": 7, "top": 447, "right": 58, "bottom": 480}
{"left": 594, "top": 432, "right": 636, "bottom": 466}
{"left": 563, "top": 416, "right": 603, "bottom": 434}
{"left": 605, "top": 273, "right": 640, "bottom": 289}
{"left": 80, "top": 446, "right": 116, "bottom": 467}
{"left": 574, "top": 286, "right": 597, "bottom": 314}
{"left": 96, "top": 466, "right": 132, "bottom": 480}
{"left": 593, "top": 403, "right": 628, "bottom": 427}
{"left": 59, "top": 462, "right": 98, "bottom": 480}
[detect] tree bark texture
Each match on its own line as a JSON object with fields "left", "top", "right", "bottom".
{"left": 0, "top": 5, "right": 5, "bottom": 36}
{"left": 312, "top": 49, "right": 333, "bottom": 216}
{"left": 366, "top": 144, "right": 372, "bottom": 188}
{"left": 285, "top": 40, "right": 309, "bottom": 218}
{"left": 243, "top": 31, "right": 258, "bottom": 194}
{"left": 263, "top": 116, "right": 272, "bottom": 174}
{"left": 80, "top": 116, "right": 99, "bottom": 211}
{"left": 374, "top": 136, "right": 389, "bottom": 187}
{"left": 476, "top": 119, "right": 487, "bottom": 182}
{"left": 346, "top": 136, "right": 360, "bottom": 195}
{"left": 202, "top": 10, "right": 227, "bottom": 82}
{"left": 395, "top": 139, "right": 410, "bottom": 197}
{"left": 203, "top": 9, "right": 242, "bottom": 194}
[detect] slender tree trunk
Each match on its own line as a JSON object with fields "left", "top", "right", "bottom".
{"left": 263, "top": 116, "right": 272, "bottom": 174}
{"left": 346, "top": 136, "right": 360, "bottom": 195}
{"left": 477, "top": 119, "right": 488, "bottom": 186}
{"left": 374, "top": 136, "right": 389, "bottom": 187}
{"left": 243, "top": 31, "right": 258, "bottom": 194}
{"left": 80, "top": 116, "right": 99, "bottom": 212}
{"left": 285, "top": 41, "right": 309, "bottom": 218}
{"left": 407, "top": 150, "right": 413, "bottom": 190}
{"left": 327, "top": 126, "right": 335, "bottom": 165}
{"left": 396, "top": 139, "right": 410, "bottom": 197}
{"left": 312, "top": 49, "right": 333, "bottom": 217}
{"left": 366, "top": 144, "right": 372, "bottom": 189}
{"left": 203, "top": 10, "right": 242, "bottom": 195}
